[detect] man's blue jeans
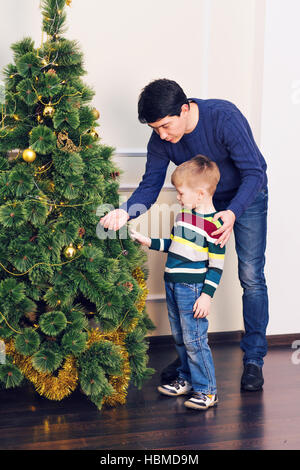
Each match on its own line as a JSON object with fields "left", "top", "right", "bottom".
{"left": 214, "top": 186, "right": 269, "bottom": 367}
{"left": 165, "top": 281, "right": 217, "bottom": 395}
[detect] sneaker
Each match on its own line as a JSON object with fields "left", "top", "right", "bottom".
{"left": 241, "top": 363, "right": 264, "bottom": 391}
{"left": 184, "top": 392, "right": 218, "bottom": 410}
{"left": 157, "top": 377, "right": 192, "bottom": 396}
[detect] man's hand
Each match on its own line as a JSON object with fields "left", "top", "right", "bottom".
{"left": 193, "top": 292, "right": 212, "bottom": 318}
{"left": 129, "top": 229, "right": 151, "bottom": 247}
{"left": 211, "top": 210, "right": 236, "bottom": 248}
{"left": 100, "top": 209, "right": 129, "bottom": 231}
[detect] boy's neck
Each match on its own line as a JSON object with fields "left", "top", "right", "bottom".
{"left": 194, "top": 197, "right": 216, "bottom": 214}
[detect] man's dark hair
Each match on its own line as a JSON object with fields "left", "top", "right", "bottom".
{"left": 138, "top": 79, "right": 190, "bottom": 124}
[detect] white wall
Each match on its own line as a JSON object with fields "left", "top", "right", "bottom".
{"left": 112, "top": 0, "right": 266, "bottom": 335}
{"left": 261, "top": 0, "right": 300, "bottom": 335}
{"left": 66, "top": 0, "right": 211, "bottom": 152}
{"left": 2, "top": 0, "right": 284, "bottom": 336}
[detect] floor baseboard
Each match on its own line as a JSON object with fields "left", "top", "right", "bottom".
{"left": 148, "top": 331, "right": 300, "bottom": 348}
{"left": 266, "top": 333, "right": 300, "bottom": 347}
{"left": 148, "top": 330, "right": 243, "bottom": 347}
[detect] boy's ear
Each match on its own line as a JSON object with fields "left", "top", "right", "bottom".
{"left": 197, "top": 188, "right": 205, "bottom": 201}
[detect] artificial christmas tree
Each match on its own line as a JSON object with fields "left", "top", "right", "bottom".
{"left": 0, "top": 0, "right": 154, "bottom": 409}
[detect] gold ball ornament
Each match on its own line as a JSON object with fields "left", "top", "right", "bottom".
{"left": 48, "top": 181, "right": 55, "bottom": 192}
{"left": 43, "top": 105, "right": 55, "bottom": 118}
{"left": 64, "top": 243, "right": 77, "bottom": 259}
{"left": 91, "top": 108, "right": 100, "bottom": 120}
{"left": 22, "top": 148, "right": 37, "bottom": 163}
{"left": 88, "top": 128, "right": 99, "bottom": 140}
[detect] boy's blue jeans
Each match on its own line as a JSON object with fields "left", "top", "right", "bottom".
{"left": 165, "top": 281, "right": 217, "bottom": 395}
{"left": 214, "top": 186, "right": 269, "bottom": 367}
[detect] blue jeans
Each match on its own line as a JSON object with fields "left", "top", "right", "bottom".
{"left": 165, "top": 281, "right": 217, "bottom": 394}
{"left": 214, "top": 186, "right": 269, "bottom": 367}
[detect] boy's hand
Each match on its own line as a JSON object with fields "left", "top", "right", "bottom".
{"left": 100, "top": 209, "right": 129, "bottom": 231}
{"left": 129, "top": 229, "right": 151, "bottom": 247}
{"left": 193, "top": 292, "right": 212, "bottom": 318}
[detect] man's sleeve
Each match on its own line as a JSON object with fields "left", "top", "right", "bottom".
{"left": 119, "top": 134, "right": 170, "bottom": 220}
{"left": 218, "top": 108, "right": 266, "bottom": 219}
{"left": 149, "top": 238, "right": 172, "bottom": 253}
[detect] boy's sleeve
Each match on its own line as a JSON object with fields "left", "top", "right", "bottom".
{"left": 202, "top": 239, "right": 225, "bottom": 298}
{"left": 149, "top": 238, "right": 172, "bottom": 253}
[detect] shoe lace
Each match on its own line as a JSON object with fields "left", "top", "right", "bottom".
{"left": 192, "top": 392, "right": 208, "bottom": 401}
{"left": 170, "top": 378, "right": 186, "bottom": 390}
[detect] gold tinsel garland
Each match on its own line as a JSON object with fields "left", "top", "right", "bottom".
{"left": 132, "top": 266, "right": 149, "bottom": 313}
{"left": 3, "top": 338, "right": 78, "bottom": 401}
{"left": 0, "top": 266, "right": 149, "bottom": 406}
{"left": 128, "top": 266, "right": 149, "bottom": 332}
{"left": 87, "top": 329, "right": 131, "bottom": 407}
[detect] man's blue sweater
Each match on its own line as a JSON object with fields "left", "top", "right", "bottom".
{"left": 120, "top": 98, "right": 267, "bottom": 220}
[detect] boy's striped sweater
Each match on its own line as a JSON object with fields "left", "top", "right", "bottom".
{"left": 150, "top": 208, "right": 225, "bottom": 297}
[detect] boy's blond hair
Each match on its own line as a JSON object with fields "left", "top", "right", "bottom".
{"left": 171, "top": 155, "right": 220, "bottom": 195}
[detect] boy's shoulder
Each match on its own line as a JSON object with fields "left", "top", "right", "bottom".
{"left": 204, "top": 213, "right": 224, "bottom": 240}
{"left": 177, "top": 209, "right": 223, "bottom": 239}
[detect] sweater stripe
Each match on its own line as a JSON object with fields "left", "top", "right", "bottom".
{"left": 208, "top": 252, "right": 225, "bottom": 260}
{"left": 171, "top": 234, "right": 208, "bottom": 253}
{"left": 204, "top": 279, "right": 219, "bottom": 288}
{"left": 179, "top": 211, "right": 222, "bottom": 235}
{"left": 176, "top": 220, "right": 218, "bottom": 244}
{"left": 165, "top": 267, "right": 207, "bottom": 274}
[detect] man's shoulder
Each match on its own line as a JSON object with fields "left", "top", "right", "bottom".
{"left": 192, "top": 97, "right": 239, "bottom": 114}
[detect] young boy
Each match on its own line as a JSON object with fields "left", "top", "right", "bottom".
{"left": 130, "top": 155, "right": 225, "bottom": 410}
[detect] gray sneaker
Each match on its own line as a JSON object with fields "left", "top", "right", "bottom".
{"left": 157, "top": 377, "right": 192, "bottom": 396}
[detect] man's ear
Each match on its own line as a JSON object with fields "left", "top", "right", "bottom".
{"left": 181, "top": 103, "right": 189, "bottom": 115}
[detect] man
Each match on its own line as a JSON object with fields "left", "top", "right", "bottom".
{"left": 100, "top": 79, "right": 268, "bottom": 391}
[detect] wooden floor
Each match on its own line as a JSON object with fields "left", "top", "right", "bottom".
{"left": 1, "top": 341, "right": 300, "bottom": 451}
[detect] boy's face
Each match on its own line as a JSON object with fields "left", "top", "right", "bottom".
{"left": 147, "top": 104, "right": 189, "bottom": 144}
{"left": 175, "top": 184, "right": 201, "bottom": 210}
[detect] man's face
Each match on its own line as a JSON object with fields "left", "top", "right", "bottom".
{"left": 147, "top": 104, "right": 189, "bottom": 144}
